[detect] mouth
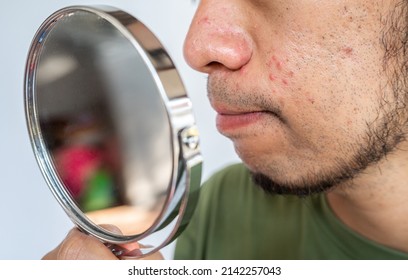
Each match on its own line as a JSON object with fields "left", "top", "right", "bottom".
{"left": 215, "top": 109, "right": 283, "bottom": 133}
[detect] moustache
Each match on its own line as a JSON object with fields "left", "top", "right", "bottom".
{"left": 206, "top": 75, "right": 286, "bottom": 123}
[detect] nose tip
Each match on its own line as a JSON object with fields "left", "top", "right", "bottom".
{"left": 183, "top": 10, "right": 253, "bottom": 73}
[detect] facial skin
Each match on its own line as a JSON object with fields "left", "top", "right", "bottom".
{"left": 184, "top": 0, "right": 408, "bottom": 195}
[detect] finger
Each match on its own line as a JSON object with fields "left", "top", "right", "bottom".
{"left": 99, "top": 224, "right": 140, "bottom": 254}
{"left": 42, "top": 228, "right": 119, "bottom": 260}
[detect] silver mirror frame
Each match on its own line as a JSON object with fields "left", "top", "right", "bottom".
{"left": 24, "top": 5, "right": 202, "bottom": 258}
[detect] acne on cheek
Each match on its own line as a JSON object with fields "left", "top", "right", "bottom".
{"left": 266, "top": 57, "right": 317, "bottom": 109}
{"left": 307, "top": 96, "right": 315, "bottom": 105}
{"left": 303, "top": 91, "right": 316, "bottom": 105}
{"left": 339, "top": 46, "right": 354, "bottom": 59}
{"left": 342, "top": 47, "right": 353, "bottom": 55}
{"left": 266, "top": 55, "right": 295, "bottom": 86}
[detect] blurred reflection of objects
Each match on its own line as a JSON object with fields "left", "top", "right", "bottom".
{"left": 50, "top": 114, "right": 122, "bottom": 212}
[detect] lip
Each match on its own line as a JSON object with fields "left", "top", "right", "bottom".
{"left": 216, "top": 111, "right": 271, "bottom": 132}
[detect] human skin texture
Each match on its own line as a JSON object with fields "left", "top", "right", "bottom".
{"left": 184, "top": 0, "right": 408, "bottom": 252}
{"left": 184, "top": 0, "right": 405, "bottom": 193}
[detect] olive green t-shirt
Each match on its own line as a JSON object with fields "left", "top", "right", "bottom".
{"left": 174, "top": 163, "right": 408, "bottom": 259}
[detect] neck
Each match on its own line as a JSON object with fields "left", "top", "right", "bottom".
{"left": 327, "top": 140, "right": 408, "bottom": 253}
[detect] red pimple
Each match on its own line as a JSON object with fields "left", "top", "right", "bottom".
{"left": 268, "top": 55, "right": 285, "bottom": 71}
{"left": 269, "top": 73, "right": 277, "bottom": 81}
{"left": 267, "top": 55, "right": 277, "bottom": 67}
{"left": 341, "top": 47, "right": 353, "bottom": 56}
{"left": 308, "top": 97, "right": 315, "bottom": 104}
{"left": 198, "top": 16, "right": 210, "bottom": 25}
{"left": 282, "top": 79, "right": 288, "bottom": 85}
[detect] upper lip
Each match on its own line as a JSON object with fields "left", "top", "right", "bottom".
{"left": 211, "top": 102, "right": 265, "bottom": 115}
{"left": 215, "top": 108, "right": 248, "bottom": 115}
{"left": 216, "top": 109, "right": 268, "bottom": 115}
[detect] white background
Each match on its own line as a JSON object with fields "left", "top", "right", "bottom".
{"left": 0, "top": 0, "right": 239, "bottom": 260}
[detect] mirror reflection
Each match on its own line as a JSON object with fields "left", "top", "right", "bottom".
{"left": 35, "top": 10, "right": 173, "bottom": 236}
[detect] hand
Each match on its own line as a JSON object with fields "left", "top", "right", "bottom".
{"left": 42, "top": 225, "right": 164, "bottom": 260}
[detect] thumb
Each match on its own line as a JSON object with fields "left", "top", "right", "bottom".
{"left": 99, "top": 224, "right": 141, "bottom": 256}
{"left": 42, "top": 227, "right": 119, "bottom": 260}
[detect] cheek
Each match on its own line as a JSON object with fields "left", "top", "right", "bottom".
{"left": 280, "top": 37, "right": 382, "bottom": 133}
{"left": 265, "top": 53, "right": 296, "bottom": 88}
{"left": 274, "top": 62, "right": 379, "bottom": 156}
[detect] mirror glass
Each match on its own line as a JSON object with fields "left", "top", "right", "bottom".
{"left": 30, "top": 8, "right": 178, "bottom": 237}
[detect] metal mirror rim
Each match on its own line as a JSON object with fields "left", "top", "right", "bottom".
{"left": 24, "top": 5, "right": 202, "bottom": 257}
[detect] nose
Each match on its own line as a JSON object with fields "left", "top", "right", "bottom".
{"left": 183, "top": 1, "right": 253, "bottom": 73}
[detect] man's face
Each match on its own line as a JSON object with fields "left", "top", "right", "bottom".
{"left": 184, "top": 0, "right": 407, "bottom": 194}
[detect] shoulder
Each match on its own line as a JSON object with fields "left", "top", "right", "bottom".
{"left": 202, "top": 163, "right": 252, "bottom": 195}
{"left": 196, "top": 163, "right": 255, "bottom": 208}
{"left": 206, "top": 162, "right": 250, "bottom": 181}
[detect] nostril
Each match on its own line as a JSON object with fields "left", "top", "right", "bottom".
{"left": 205, "top": 61, "right": 223, "bottom": 70}
{"left": 200, "top": 61, "right": 233, "bottom": 74}
{"left": 207, "top": 62, "right": 219, "bottom": 67}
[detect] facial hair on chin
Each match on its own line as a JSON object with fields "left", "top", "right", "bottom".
{"left": 250, "top": 103, "right": 407, "bottom": 197}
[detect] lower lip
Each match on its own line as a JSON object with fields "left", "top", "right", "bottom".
{"left": 216, "top": 111, "right": 268, "bottom": 132}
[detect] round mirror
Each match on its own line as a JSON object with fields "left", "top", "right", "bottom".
{"left": 24, "top": 5, "right": 202, "bottom": 258}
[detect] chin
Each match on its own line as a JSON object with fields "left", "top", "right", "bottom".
{"left": 249, "top": 171, "right": 338, "bottom": 197}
